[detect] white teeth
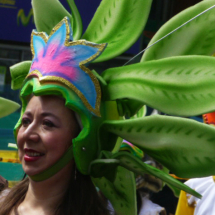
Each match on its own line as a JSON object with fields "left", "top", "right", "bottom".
{"left": 26, "top": 152, "right": 42, "bottom": 157}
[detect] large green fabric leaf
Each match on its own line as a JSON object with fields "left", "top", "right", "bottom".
{"left": 10, "top": 61, "right": 31, "bottom": 90}
{"left": 66, "top": 0, "right": 83, "bottom": 40}
{"left": 114, "top": 152, "right": 201, "bottom": 198}
{"left": 92, "top": 166, "right": 136, "bottom": 215}
{"left": 142, "top": 0, "right": 215, "bottom": 61}
{"left": 90, "top": 152, "right": 201, "bottom": 198}
{"left": 82, "top": 0, "right": 152, "bottom": 62}
{"left": 117, "top": 99, "right": 145, "bottom": 117}
{"left": 102, "top": 55, "right": 215, "bottom": 116}
{"left": 32, "top": 0, "right": 72, "bottom": 34}
{"left": 100, "top": 115, "right": 215, "bottom": 178}
{"left": 0, "top": 98, "right": 20, "bottom": 118}
{"left": 90, "top": 158, "right": 119, "bottom": 182}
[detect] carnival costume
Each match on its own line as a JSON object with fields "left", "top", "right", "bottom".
{"left": 8, "top": 0, "right": 215, "bottom": 214}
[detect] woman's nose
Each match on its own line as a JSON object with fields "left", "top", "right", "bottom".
{"left": 27, "top": 133, "right": 40, "bottom": 142}
{"left": 23, "top": 123, "right": 40, "bottom": 143}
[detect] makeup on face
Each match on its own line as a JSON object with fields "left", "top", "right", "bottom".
{"left": 17, "top": 95, "right": 80, "bottom": 176}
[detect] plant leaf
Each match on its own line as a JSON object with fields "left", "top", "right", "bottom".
{"left": 92, "top": 166, "right": 136, "bottom": 215}
{"left": 102, "top": 55, "right": 215, "bottom": 116}
{"left": 117, "top": 99, "right": 145, "bottom": 117}
{"left": 32, "top": 0, "right": 72, "bottom": 35}
{"left": 90, "top": 158, "right": 120, "bottom": 182}
{"left": 10, "top": 61, "right": 31, "bottom": 90}
{"left": 82, "top": 0, "right": 152, "bottom": 62}
{"left": 142, "top": 0, "right": 215, "bottom": 61}
{"left": 66, "top": 0, "right": 83, "bottom": 40}
{"left": 100, "top": 115, "right": 215, "bottom": 178}
{"left": 113, "top": 152, "right": 201, "bottom": 198}
{"left": 0, "top": 98, "right": 20, "bottom": 118}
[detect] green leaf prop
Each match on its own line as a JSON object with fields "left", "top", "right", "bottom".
{"left": 167, "top": 183, "right": 181, "bottom": 198}
{"left": 10, "top": 61, "right": 31, "bottom": 90}
{"left": 32, "top": 0, "right": 72, "bottom": 35}
{"left": 0, "top": 97, "right": 20, "bottom": 118}
{"left": 90, "top": 158, "right": 119, "bottom": 182}
{"left": 142, "top": 0, "right": 215, "bottom": 61}
{"left": 82, "top": 0, "right": 153, "bottom": 62}
{"left": 102, "top": 55, "right": 215, "bottom": 116}
{"left": 117, "top": 99, "right": 145, "bottom": 117}
{"left": 90, "top": 152, "right": 201, "bottom": 198}
{"left": 66, "top": 0, "right": 83, "bottom": 40}
{"left": 92, "top": 166, "right": 136, "bottom": 215}
{"left": 114, "top": 152, "right": 201, "bottom": 198}
{"left": 101, "top": 115, "right": 215, "bottom": 178}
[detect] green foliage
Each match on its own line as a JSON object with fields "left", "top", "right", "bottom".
{"left": 0, "top": 98, "right": 20, "bottom": 118}
{"left": 102, "top": 56, "right": 215, "bottom": 116}
{"left": 82, "top": 0, "right": 153, "bottom": 62}
{"left": 101, "top": 115, "right": 215, "bottom": 178}
{"left": 142, "top": 0, "right": 215, "bottom": 61}
{"left": 92, "top": 166, "right": 136, "bottom": 215}
{"left": 32, "top": 0, "right": 72, "bottom": 35}
{"left": 66, "top": 0, "right": 83, "bottom": 40}
{"left": 11, "top": 1, "right": 215, "bottom": 214}
{"left": 10, "top": 61, "right": 31, "bottom": 90}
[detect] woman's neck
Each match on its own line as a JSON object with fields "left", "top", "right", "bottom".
{"left": 16, "top": 162, "right": 73, "bottom": 215}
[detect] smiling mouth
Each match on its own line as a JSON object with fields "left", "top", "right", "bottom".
{"left": 25, "top": 152, "right": 44, "bottom": 157}
{"left": 24, "top": 149, "right": 44, "bottom": 161}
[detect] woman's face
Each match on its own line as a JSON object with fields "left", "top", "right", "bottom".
{"left": 17, "top": 95, "right": 79, "bottom": 176}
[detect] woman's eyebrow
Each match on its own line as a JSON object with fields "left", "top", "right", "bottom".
{"left": 41, "top": 112, "right": 60, "bottom": 121}
{"left": 23, "top": 111, "right": 32, "bottom": 117}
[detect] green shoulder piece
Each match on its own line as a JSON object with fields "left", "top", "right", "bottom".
{"left": 32, "top": 0, "right": 72, "bottom": 34}
{"left": 10, "top": 61, "right": 31, "bottom": 90}
{"left": 82, "top": 0, "right": 152, "bottom": 62}
{"left": 100, "top": 115, "right": 215, "bottom": 178}
{"left": 66, "top": 0, "right": 83, "bottom": 40}
{"left": 102, "top": 55, "right": 215, "bottom": 116}
{"left": 0, "top": 97, "right": 20, "bottom": 118}
{"left": 142, "top": 0, "right": 215, "bottom": 61}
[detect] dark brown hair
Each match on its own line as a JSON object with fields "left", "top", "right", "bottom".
{"left": 0, "top": 164, "right": 110, "bottom": 215}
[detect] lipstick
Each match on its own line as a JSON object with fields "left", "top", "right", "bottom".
{"left": 24, "top": 148, "right": 44, "bottom": 162}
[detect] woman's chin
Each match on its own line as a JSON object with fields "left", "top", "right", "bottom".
{"left": 22, "top": 166, "right": 45, "bottom": 177}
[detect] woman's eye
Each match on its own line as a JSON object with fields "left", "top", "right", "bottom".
{"left": 21, "top": 118, "right": 31, "bottom": 127}
{"left": 43, "top": 120, "right": 55, "bottom": 128}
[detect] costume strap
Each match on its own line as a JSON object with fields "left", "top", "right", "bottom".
{"left": 30, "top": 145, "right": 74, "bottom": 182}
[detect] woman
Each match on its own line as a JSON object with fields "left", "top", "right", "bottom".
{"left": 0, "top": 96, "right": 110, "bottom": 214}
{"left": 3, "top": 0, "right": 215, "bottom": 214}
{"left": 0, "top": 16, "right": 110, "bottom": 215}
